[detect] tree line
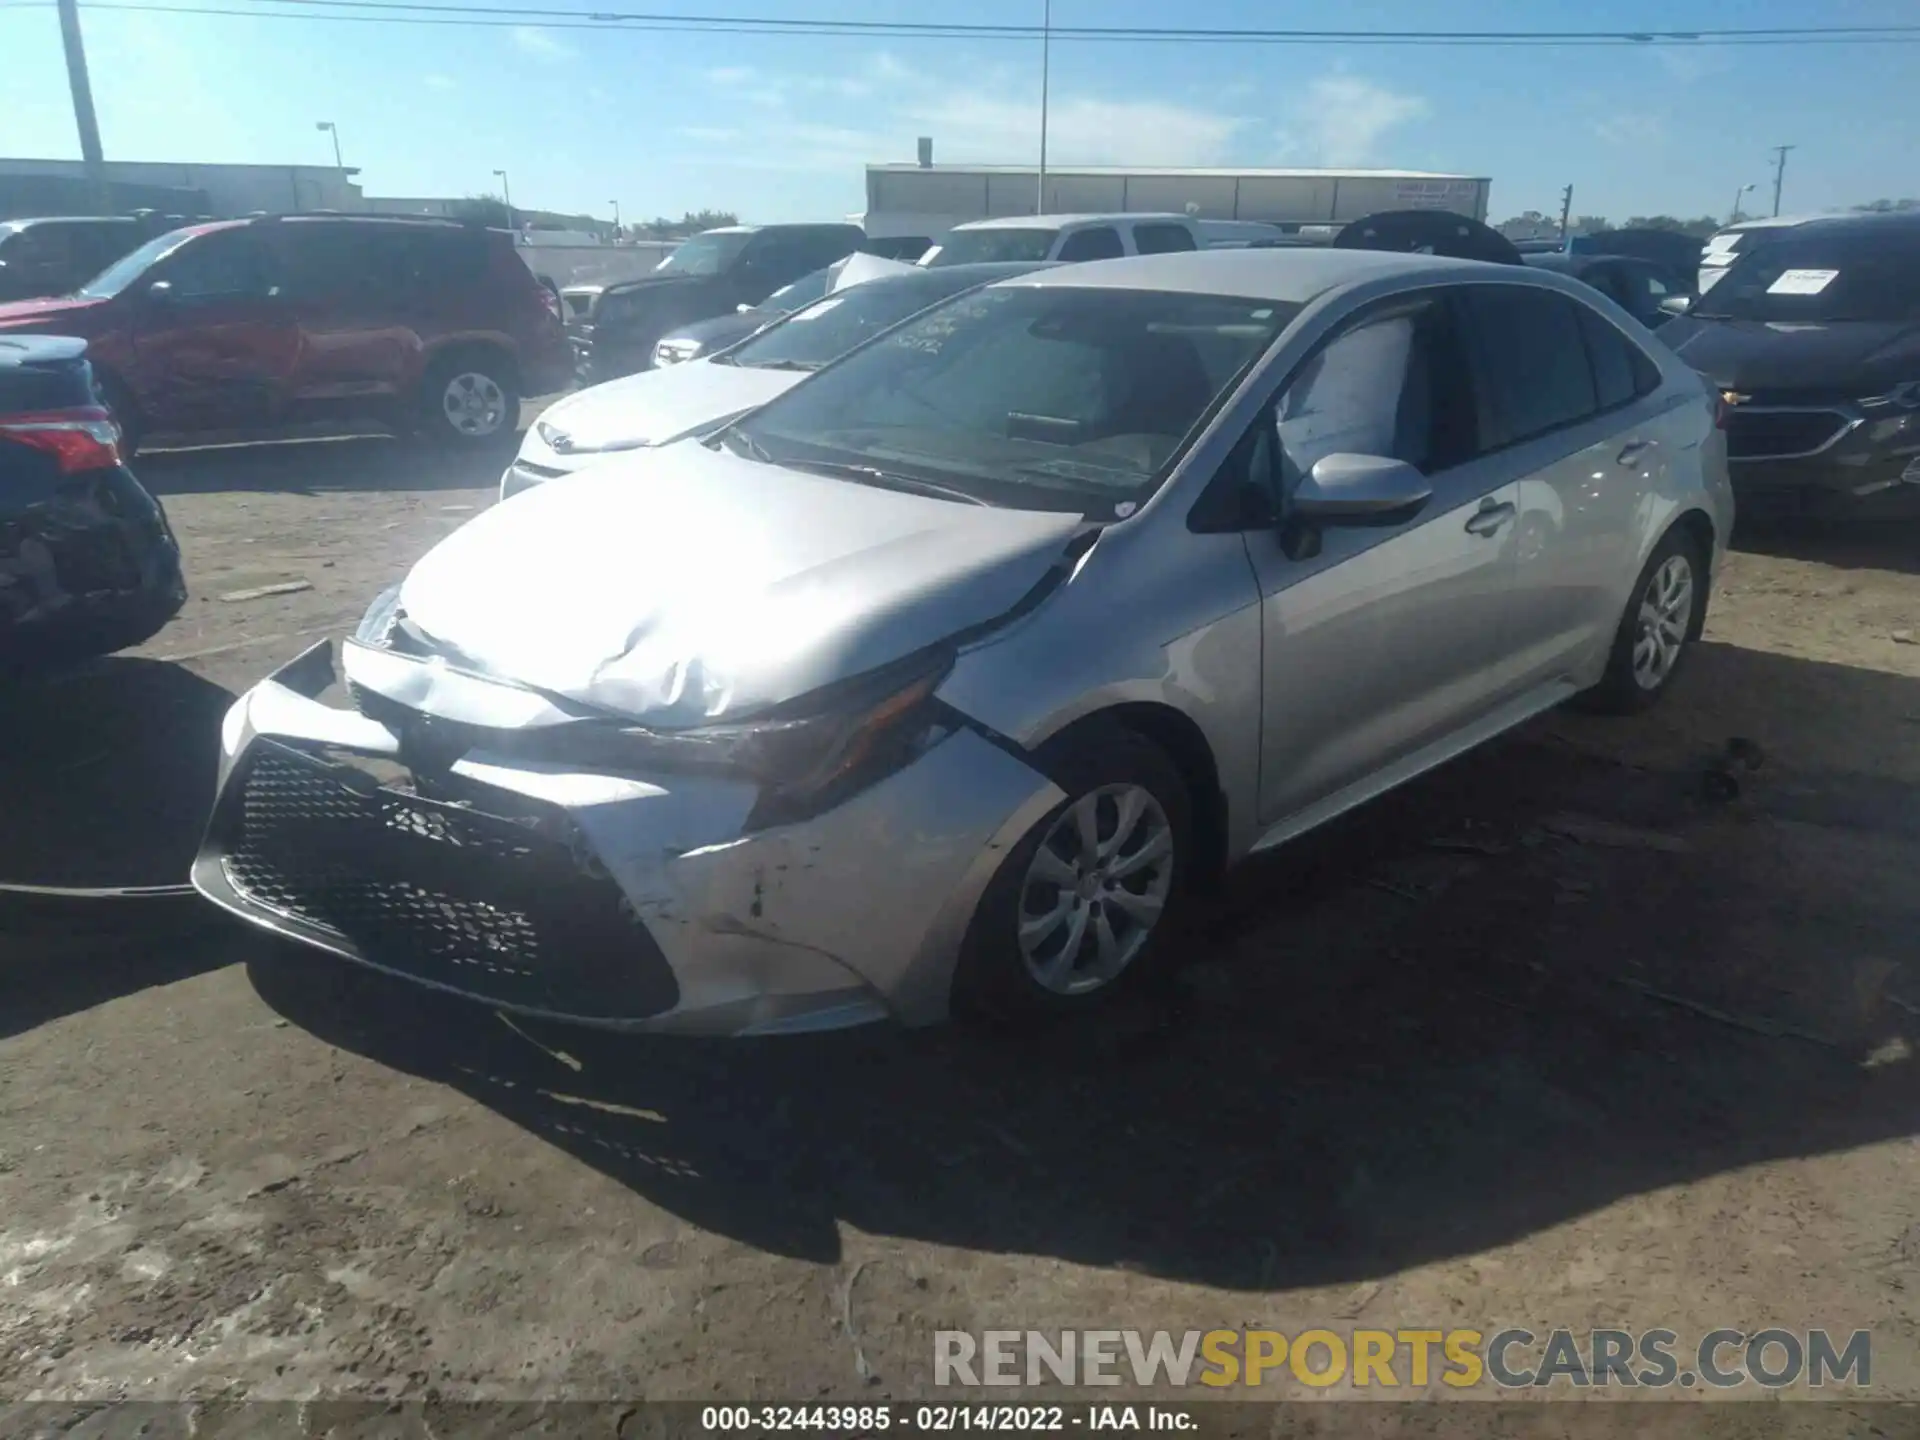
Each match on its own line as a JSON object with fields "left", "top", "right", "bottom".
{"left": 1495, "top": 198, "right": 1919, "bottom": 240}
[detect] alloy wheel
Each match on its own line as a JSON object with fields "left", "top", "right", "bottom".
{"left": 1017, "top": 783, "right": 1175, "bottom": 996}
{"left": 442, "top": 372, "right": 508, "bottom": 437}
{"left": 1632, "top": 552, "right": 1695, "bottom": 690}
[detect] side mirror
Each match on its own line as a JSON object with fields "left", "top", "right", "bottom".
{"left": 1658, "top": 293, "right": 1693, "bottom": 318}
{"left": 145, "top": 279, "right": 175, "bottom": 304}
{"left": 1290, "top": 453, "right": 1432, "bottom": 525}
{"left": 736, "top": 302, "right": 752, "bottom": 314}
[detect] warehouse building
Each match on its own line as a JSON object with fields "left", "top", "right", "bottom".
{"left": 0, "top": 157, "right": 364, "bottom": 221}
{"left": 859, "top": 161, "right": 1492, "bottom": 249}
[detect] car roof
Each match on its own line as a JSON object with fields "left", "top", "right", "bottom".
{"left": 949, "top": 213, "right": 1192, "bottom": 233}
{"left": 4, "top": 215, "right": 138, "bottom": 228}
{"left": 1001, "top": 247, "right": 1509, "bottom": 302}
{"left": 1774, "top": 209, "right": 1920, "bottom": 242}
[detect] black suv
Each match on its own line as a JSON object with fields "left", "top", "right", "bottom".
{"left": 0, "top": 217, "right": 153, "bottom": 303}
{"left": 1659, "top": 210, "right": 1920, "bottom": 516}
{"left": 569, "top": 223, "right": 863, "bottom": 382}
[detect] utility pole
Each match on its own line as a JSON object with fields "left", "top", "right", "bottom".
{"left": 1770, "top": 145, "right": 1795, "bottom": 217}
{"left": 1036, "top": 0, "right": 1051, "bottom": 215}
{"left": 56, "top": 0, "right": 109, "bottom": 214}
{"left": 1558, "top": 183, "right": 1574, "bottom": 242}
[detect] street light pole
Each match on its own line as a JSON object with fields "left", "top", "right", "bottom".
{"left": 493, "top": 168, "right": 513, "bottom": 228}
{"left": 610, "top": 199, "right": 621, "bottom": 236}
{"left": 1729, "top": 182, "right": 1755, "bottom": 224}
{"left": 56, "top": 0, "right": 109, "bottom": 214}
{"left": 1036, "top": 0, "right": 1051, "bottom": 214}
{"left": 315, "top": 120, "right": 343, "bottom": 171}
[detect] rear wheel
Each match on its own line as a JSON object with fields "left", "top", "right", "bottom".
{"left": 953, "top": 723, "right": 1191, "bottom": 1024}
{"left": 1579, "top": 526, "right": 1706, "bottom": 713}
{"left": 418, "top": 351, "right": 520, "bottom": 447}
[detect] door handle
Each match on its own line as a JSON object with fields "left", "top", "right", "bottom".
{"left": 1616, "top": 439, "right": 1654, "bottom": 468}
{"left": 1464, "top": 501, "right": 1516, "bottom": 537}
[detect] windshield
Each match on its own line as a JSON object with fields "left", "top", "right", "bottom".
{"left": 1693, "top": 232, "right": 1920, "bottom": 322}
{"left": 756, "top": 266, "right": 835, "bottom": 316}
{"left": 728, "top": 285, "right": 1295, "bottom": 515}
{"left": 726, "top": 275, "right": 978, "bottom": 371}
{"left": 73, "top": 228, "right": 199, "bottom": 298}
{"left": 654, "top": 230, "right": 753, "bottom": 277}
{"left": 927, "top": 229, "right": 1058, "bottom": 266}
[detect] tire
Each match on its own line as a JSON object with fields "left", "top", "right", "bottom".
{"left": 417, "top": 350, "right": 520, "bottom": 448}
{"left": 95, "top": 372, "right": 144, "bottom": 459}
{"left": 1579, "top": 526, "right": 1707, "bottom": 714}
{"left": 953, "top": 722, "right": 1193, "bottom": 1024}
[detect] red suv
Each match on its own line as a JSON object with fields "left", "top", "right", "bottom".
{"left": 0, "top": 214, "right": 571, "bottom": 452}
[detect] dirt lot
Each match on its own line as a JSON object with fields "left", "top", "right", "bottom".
{"left": 1, "top": 418, "right": 1916, "bottom": 1418}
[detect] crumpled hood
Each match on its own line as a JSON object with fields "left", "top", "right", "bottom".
{"left": 0, "top": 294, "right": 110, "bottom": 331}
{"left": 534, "top": 359, "right": 799, "bottom": 452}
{"left": 1662, "top": 316, "right": 1920, "bottom": 396}
{"left": 400, "top": 441, "right": 1086, "bottom": 724}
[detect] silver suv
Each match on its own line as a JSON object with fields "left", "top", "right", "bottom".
{"left": 194, "top": 249, "right": 1733, "bottom": 1035}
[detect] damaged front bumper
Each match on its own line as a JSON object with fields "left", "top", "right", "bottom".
{"left": 191, "top": 639, "right": 1063, "bottom": 1036}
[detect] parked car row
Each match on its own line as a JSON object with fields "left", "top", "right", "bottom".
{"left": 191, "top": 240, "right": 1734, "bottom": 1040}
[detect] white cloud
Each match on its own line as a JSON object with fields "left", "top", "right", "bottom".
{"left": 511, "top": 26, "right": 575, "bottom": 62}
{"left": 1595, "top": 113, "right": 1665, "bottom": 146}
{"left": 705, "top": 65, "right": 756, "bottom": 85}
{"left": 678, "top": 125, "right": 742, "bottom": 144}
{"left": 424, "top": 73, "right": 455, "bottom": 91}
{"left": 1274, "top": 75, "right": 1428, "bottom": 166}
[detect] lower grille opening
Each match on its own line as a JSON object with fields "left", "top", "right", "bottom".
{"left": 1726, "top": 409, "right": 1850, "bottom": 460}
{"left": 219, "top": 740, "right": 679, "bottom": 1020}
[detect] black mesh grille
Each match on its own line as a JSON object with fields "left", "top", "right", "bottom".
{"left": 1726, "top": 409, "right": 1849, "bottom": 460}
{"left": 219, "top": 741, "right": 679, "bottom": 1019}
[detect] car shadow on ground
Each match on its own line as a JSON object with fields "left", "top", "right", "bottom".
{"left": 1732, "top": 514, "right": 1920, "bottom": 577}
{"left": 244, "top": 638, "right": 1920, "bottom": 1294}
{"left": 0, "top": 657, "right": 240, "bottom": 1038}
{"left": 136, "top": 434, "right": 516, "bottom": 499}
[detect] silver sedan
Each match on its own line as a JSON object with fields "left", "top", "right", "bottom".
{"left": 193, "top": 249, "right": 1733, "bottom": 1034}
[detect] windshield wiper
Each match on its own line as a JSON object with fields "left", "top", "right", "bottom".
{"left": 709, "top": 423, "right": 774, "bottom": 463}
{"left": 732, "top": 358, "right": 824, "bottom": 372}
{"left": 785, "top": 458, "right": 989, "bottom": 505}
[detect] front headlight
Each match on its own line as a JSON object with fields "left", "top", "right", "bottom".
{"left": 616, "top": 650, "right": 952, "bottom": 826}
{"left": 654, "top": 338, "right": 700, "bottom": 367}
{"left": 354, "top": 582, "right": 405, "bottom": 649}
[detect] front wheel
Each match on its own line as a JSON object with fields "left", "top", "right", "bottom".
{"left": 1579, "top": 527, "right": 1706, "bottom": 714}
{"left": 953, "top": 723, "right": 1192, "bottom": 1023}
{"left": 418, "top": 353, "right": 520, "bottom": 447}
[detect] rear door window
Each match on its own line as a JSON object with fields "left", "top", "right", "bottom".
{"left": 1460, "top": 285, "right": 1600, "bottom": 450}
{"left": 1056, "top": 227, "right": 1125, "bottom": 262}
{"left": 1133, "top": 223, "right": 1198, "bottom": 255}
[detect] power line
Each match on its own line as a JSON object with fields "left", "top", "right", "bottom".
{"left": 21, "top": 0, "right": 1920, "bottom": 45}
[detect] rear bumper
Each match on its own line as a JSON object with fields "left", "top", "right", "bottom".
{"left": 0, "top": 466, "right": 186, "bottom": 667}
{"left": 192, "top": 640, "right": 1063, "bottom": 1036}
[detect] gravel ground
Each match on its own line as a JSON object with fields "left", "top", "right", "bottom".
{"left": 1, "top": 416, "right": 1916, "bottom": 1414}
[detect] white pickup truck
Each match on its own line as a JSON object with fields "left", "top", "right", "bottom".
{"left": 918, "top": 213, "right": 1282, "bottom": 266}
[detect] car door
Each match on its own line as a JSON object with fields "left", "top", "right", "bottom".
{"left": 1457, "top": 282, "right": 1654, "bottom": 690}
{"left": 1233, "top": 288, "right": 1525, "bottom": 827}
{"left": 128, "top": 227, "right": 299, "bottom": 428}
{"left": 276, "top": 223, "right": 421, "bottom": 415}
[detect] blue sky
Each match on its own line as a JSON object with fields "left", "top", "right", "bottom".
{"left": 1, "top": 0, "right": 1916, "bottom": 226}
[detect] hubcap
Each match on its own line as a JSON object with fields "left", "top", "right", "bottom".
{"left": 1017, "top": 783, "right": 1175, "bottom": 996}
{"left": 1632, "top": 553, "right": 1695, "bottom": 690}
{"left": 442, "top": 372, "right": 507, "bottom": 437}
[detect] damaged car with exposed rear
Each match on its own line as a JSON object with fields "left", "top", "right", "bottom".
{"left": 193, "top": 251, "right": 1730, "bottom": 1036}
